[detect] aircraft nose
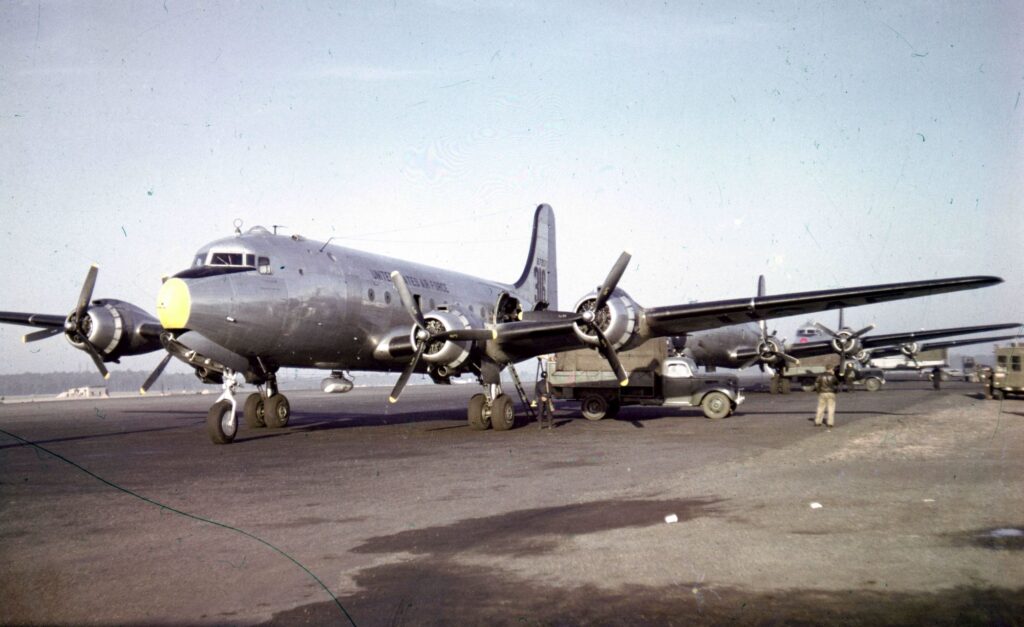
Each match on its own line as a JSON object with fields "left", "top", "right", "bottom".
{"left": 157, "top": 278, "right": 192, "bottom": 329}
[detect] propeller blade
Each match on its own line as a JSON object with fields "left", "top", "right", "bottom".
{"left": 593, "top": 251, "right": 632, "bottom": 312}
{"left": 850, "top": 324, "right": 876, "bottom": 339}
{"left": 430, "top": 328, "right": 496, "bottom": 343}
{"left": 391, "top": 271, "right": 428, "bottom": 329}
{"left": 757, "top": 274, "right": 766, "bottom": 298}
{"left": 75, "top": 264, "right": 99, "bottom": 321}
{"left": 592, "top": 326, "right": 629, "bottom": 385}
{"left": 140, "top": 353, "right": 173, "bottom": 395}
{"left": 23, "top": 327, "right": 62, "bottom": 343}
{"left": 739, "top": 356, "right": 761, "bottom": 370}
{"left": 781, "top": 353, "right": 800, "bottom": 366}
{"left": 388, "top": 341, "right": 426, "bottom": 403}
{"left": 79, "top": 339, "right": 110, "bottom": 380}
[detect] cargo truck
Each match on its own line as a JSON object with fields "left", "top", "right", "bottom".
{"left": 546, "top": 339, "right": 744, "bottom": 420}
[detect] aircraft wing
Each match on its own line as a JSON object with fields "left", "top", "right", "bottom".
{"left": 643, "top": 276, "right": 1002, "bottom": 337}
{"left": 858, "top": 323, "right": 1022, "bottom": 349}
{"left": 0, "top": 311, "right": 66, "bottom": 329}
{"left": 865, "top": 334, "right": 1021, "bottom": 359}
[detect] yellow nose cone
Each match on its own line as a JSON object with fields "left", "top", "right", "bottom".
{"left": 157, "top": 278, "right": 191, "bottom": 329}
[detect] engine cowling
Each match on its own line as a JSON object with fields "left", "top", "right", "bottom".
{"left": 900, "top": 342, "right": 920, "bottom": 358}
{"left": 416, "top": 309, "right": 477, "bottom": 371}
{"left": 66, "top": 299, "right": 162, "bottom": 361}
{"left": 830, "top": 331, "right": 861, "bottom": 355}
{"left": 571, "top": 288, "right": 639, "bottom": 350}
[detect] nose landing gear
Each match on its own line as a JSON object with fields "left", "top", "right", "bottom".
{"left": 207, "top": 369, "right": 290, "bottom": 444}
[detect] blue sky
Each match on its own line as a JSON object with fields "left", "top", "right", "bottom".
{"left": 1, "top": 1, "right": 1021, "bottom": 375}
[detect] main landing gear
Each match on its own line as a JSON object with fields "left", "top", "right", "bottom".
{"left": 206, "top": 369, "right": 291, "bottom": 444}
{"left": 467, "top": 384, "right": 517, "bottom": 431}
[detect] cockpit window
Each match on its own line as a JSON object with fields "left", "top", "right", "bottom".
{"left": 193, "top": 254, "right": 205, "bottom": 267}
{"left": 210, "top": 252, "right": 245, "bottom": 266}
{"left": 258, "top": 256, "right": 271, "bottom": 275}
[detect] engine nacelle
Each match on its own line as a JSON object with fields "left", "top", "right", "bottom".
{"left": 853, "top": 349, "right": 871, "bottom": 364}
{"left": 571, "top": 288, "right": 639, "bottom": 350}
{"left": 66, "top": 299, "right": 162, "bottom": 361}
{"left": 900, "top": 342, "right": 920, "bottom": 358}
{"left": 417, "top": 309, "right": 476, "bottom": 370}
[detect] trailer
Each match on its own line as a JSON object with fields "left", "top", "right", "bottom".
{"left": 547, "top": 339, "right": 744, "bottom": 420}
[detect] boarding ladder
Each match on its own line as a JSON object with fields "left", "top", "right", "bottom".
{"left": 506, "top": 363, "right": 536, "bottom": 422}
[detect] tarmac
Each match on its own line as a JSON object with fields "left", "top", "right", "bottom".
{"left": 1, "top": 378, "right": 1021, "bottom": 626}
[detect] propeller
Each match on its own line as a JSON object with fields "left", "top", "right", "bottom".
{"left": 739, "top": 275, "right": 798, "bottom": 370}
{"left": 388, "top": 271, "right": 495, "bottom": 402}
{"left": 518, "top": 252, "right": 633, "bottom": 385}
{"left": 899, "top": 342, "right": 921, "bottom": 368}
{"left": 23, "top": 265, "right": 111, "bottom": 379}
{"left": 814, "top": 321, "right": 876, "bottom": 358}
{"left": 575, "top": 252, "right": 632, "bottom": 385}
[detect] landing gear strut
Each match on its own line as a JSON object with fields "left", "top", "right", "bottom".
{"left": 207, "top": 369, "right": 239, "bottom": 444}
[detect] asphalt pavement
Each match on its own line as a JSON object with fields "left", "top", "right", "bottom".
{"left": 1, "top": 378, "right": 1021, "bottom": 625}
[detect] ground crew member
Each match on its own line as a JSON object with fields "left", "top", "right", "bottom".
{"left": 814, "top": 366, "right": 839, "bottom": 428}
{"left": 982, "top": 367, "right": 994, "bottom": 399}
{"left": 534, "top": 371, "right": 554, "bottom": 429}
{"left": 931, "top": 366, "right": 942, "bottom": 390}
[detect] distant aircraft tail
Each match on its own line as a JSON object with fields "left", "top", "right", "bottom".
{"left": 513, "top": 204, "right": 558, "bottom": 310}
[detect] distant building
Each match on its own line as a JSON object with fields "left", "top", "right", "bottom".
{"left": 56, "top": 386, "right": 110, "bottom": 399}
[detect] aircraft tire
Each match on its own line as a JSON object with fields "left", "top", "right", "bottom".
{"left": 243, "top": 393, "right": 266, "bottom": 428}
{"left": 264, "top": 394, "right": 291, "bottom": 428}
{"left": 491, "top": 395, "right": 516, "bottom": 431}
{"left": 863, "top": 377, "right": 882, "bottom": 392}
{"left": 580, "top": 394, "right": 609, "bottom": 421}
{"left": 207, "top": 400, "right": 237, "bottom": 445}
{"left": 468, "top": 393, "right": 490, "bottom": 430}
{"left": 701, "top": 391, "right": 731, "bottom": 420}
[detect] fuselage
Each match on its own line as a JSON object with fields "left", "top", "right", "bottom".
{"left": 157, "top": 227, "right": 537, "bottom": 371}
{"left": 682, "top": 323, "right": 763, "bottom": 368}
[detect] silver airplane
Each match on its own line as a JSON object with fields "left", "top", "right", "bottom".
{"left": 681, "top": 279, "right": 1019, "bottom": 372}
{"left": 0, "top": 204, "right": 1007, "bottom": 444}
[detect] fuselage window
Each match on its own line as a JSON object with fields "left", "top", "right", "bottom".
{"left": 258, "top": 256, "right": 272, "bottom": 275}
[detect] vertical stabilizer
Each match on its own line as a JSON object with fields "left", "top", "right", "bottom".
{"left": 513, "top": 204, "right": 558, "bottom": 310}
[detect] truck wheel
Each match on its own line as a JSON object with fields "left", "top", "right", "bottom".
{"left": 580, "top": 394, "right": 609, "bottom": 421}
{"left": 864, "top": 377, "right": 882, "bottom": 392}
{"left": 701, "top": 391, "right": 730, "bottom": 420}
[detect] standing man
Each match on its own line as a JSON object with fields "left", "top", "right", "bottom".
{"left": 931, "top": 366, "right": 943, "bottom": 390}
{"left": 982, "top": 366, "right": 995, "bottom": 399}
{"left": 535, "top": 371, "right": 554, "bottom": 429}
{"left": 814, "top": 366, "right": 839, "bottom": 428}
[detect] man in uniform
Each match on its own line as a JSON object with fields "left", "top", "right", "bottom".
{"left": 982, "top": 366, "right": 995, "bottom": 399}
{"left": 931, "top": 366, "right": 943, "bottom": 390}
{"left": 814, "top": 366, "right": 839, "bottom": 428}
{"left": 534, "top": 371, "right": 554, "bottom": 429}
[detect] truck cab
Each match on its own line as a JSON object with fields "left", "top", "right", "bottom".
{"left": 992, "top": 343, "right": 1024, "bottom": 399}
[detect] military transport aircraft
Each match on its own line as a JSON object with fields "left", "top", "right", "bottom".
{"left": 677, "top": 278, "right": 1019, "bottom": 373}
{"left": 0, "top": 204, "right": 1008, "bottom": 444}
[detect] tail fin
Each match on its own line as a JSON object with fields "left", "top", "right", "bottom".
{"left": 513, "top": 204, "right": 558, "bottom": 310}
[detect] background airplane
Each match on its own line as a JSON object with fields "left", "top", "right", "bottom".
{"left": 0, "top": 205, "right": 1007, "bottom": 444}
{"left": 676, "top": 279, "right": 1019, "bottom": 373}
